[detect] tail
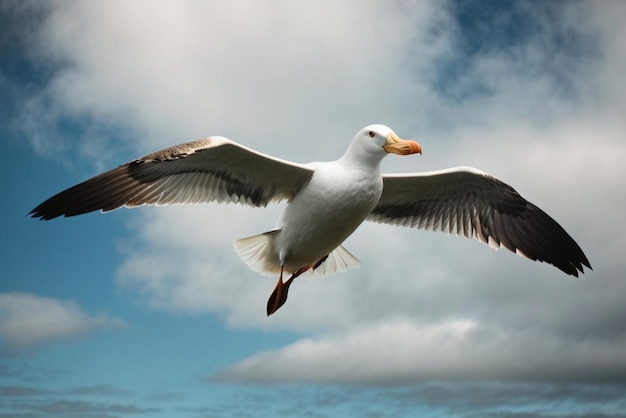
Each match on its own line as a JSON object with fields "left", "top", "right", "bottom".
{"left": 233, "top": 230, "right": 281, "bottom": 276}
{"left": 233, "top": 231, "right": 360, "bottom": 278}
{"left": 312, "top": 245, "right": 360, "bottom": 277}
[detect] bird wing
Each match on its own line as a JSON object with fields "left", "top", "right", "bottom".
{"left": 367, "top": 166, "right": 591, "bottom": 276}
{"left": 30, "top": 136, "right": 315, "bottom": 220}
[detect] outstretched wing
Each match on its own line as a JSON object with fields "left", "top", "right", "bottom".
{"left": 30, "top": 136, "right": 315, "bottom": 220}
{"left": 368, "top": 166, "right": 591, "bottom": 276}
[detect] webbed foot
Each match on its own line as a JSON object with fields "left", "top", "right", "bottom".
{"left": 266, "top": 265, "right": 312, "bottom": 316}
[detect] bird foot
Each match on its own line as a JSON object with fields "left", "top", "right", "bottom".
{"left": 266, "top": 266, "right": 311, "bottom": 316}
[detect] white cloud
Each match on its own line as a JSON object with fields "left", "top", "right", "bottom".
{"left": 32, "top": 0, "right": 442, "bottom": 160}
{"left": 0, "top": 293, "right": 125, "bottom": 352}
{"left": 24, "top": 0, "right": 626, "bottom": 384}
{"left": 214, "top": 319, "right": 626, "bottom": 385}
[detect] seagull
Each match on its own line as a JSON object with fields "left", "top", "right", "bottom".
{"left": 30, "top": 124, "right": 591, "bottom": 315}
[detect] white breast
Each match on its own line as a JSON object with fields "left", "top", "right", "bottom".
{"left": 273, "top": 161, "right": 383, "bottom": 271}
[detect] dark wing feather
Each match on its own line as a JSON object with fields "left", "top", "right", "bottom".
{"left": 30, "top": 137, "right": 315, "bottom": 220}
{"left": 368, "top": 166, "right": 591, "bottom": 276}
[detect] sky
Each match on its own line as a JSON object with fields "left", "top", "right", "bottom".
{"left": 1, "top": 0, "right": 626, "bottom": 417}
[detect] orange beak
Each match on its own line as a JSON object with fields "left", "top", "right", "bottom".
{"left": 383, "top": 132, "right": 422, "bottom": 155}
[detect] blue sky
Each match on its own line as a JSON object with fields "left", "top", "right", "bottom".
{"left": 2, "top": 1, "right": 626, "bottom": 417}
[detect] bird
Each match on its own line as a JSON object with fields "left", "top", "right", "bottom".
{"left": 30, "top": 124, "right": 591, "bottom": 315}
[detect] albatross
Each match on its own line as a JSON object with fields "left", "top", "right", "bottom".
{"left": 30, "top": 124, "right": 591, "bottom": 315}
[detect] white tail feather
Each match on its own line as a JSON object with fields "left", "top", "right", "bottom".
{"left": 233, "top": 231, "right": 281, "bottom": 276}
{"left": 233, "top": 232, "right": 360, "bottom": 278}
{"left": 312, "top": 245, "right": 360, "bottom": 277}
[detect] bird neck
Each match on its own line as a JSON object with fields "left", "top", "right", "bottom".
{"left": 338, "top": 145, "right": 386, "bottom": 169}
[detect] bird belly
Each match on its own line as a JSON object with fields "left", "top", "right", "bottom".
{"left": 273, "top": 167, "right": 382, "bottom": 272}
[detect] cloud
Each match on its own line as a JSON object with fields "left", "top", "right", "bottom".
{"left": 24, "top": 0, "right": 443, "bottom": 162}
{"left": 18, "top": 399, "right": 160, "bottom": 417}
{"left": 0, "top": 365, "right": 163, "bottom": 418}
{"left": 214, "top": 318, "right": 626, "bottom": 385}
{"left": 0, "top": 293, "right": 125, "bottom": 352}
{"left": 0, "top": 385, "right": 48, "bottom": 397}
{"left": 19, "top": 0, "right": 626, "bottom": 388}
{"left": 66, "top": 384, "right": 132, "bottom": 398}
{"left": 381, "top": 383, "right": 626, "bottom": 418}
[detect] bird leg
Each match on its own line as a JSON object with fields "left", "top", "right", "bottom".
{"left": 267, "top": 266, "right": 287, "bottom": 316}
{"left": 313, "top": 255, "right": 328, "bottom": 270}
{"left": 266, "top": 254, "right": 331, "bottom": 316}
{"left": 266, "top": 265, "right": 311, "bottom": 316}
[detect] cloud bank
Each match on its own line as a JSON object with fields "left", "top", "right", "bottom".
{"left": 215, "top": 318, "right": 626, "bottom": 385}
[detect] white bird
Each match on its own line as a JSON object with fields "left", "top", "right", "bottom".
{"left": 30, "top": 124, "right": 591, "bottom": 315}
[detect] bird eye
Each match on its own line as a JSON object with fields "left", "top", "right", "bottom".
{"left": 368, "top": 131, "right": 375, "bottom": 138}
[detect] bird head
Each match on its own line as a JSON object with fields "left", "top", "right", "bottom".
{"left": 342, "top": 124, "right": 421, "bottom": 165}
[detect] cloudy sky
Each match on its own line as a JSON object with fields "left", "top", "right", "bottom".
{"left": 2, "top": 1, "right": 625, "bottom": 417}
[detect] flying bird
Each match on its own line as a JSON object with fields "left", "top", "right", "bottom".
{"left": 30, "top": 124, "right": 591, "bottom": 315}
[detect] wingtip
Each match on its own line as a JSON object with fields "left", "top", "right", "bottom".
{"left": 28, "top": 209, "right": 45, "bottom": 220}
{"left": 563, "top": 257, "right": 592, "bottom": 277}
{"left": 28, "top": 207, "right": 59, "bottom": 221}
